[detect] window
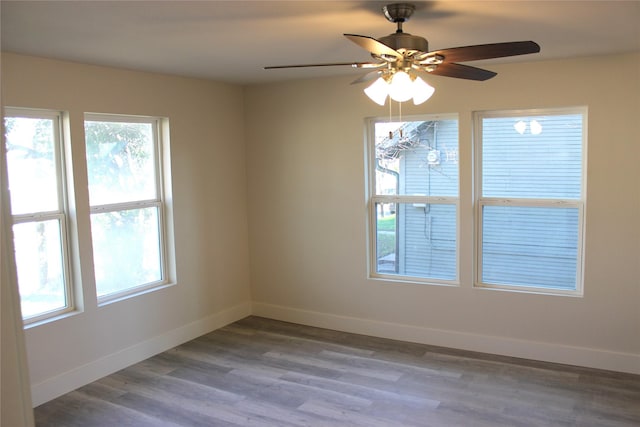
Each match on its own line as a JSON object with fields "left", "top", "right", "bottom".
{"left": 367, "top": 115, "right": 459, "bottom": 284}
{"left": 474, "top": 108, "right": 586, "bottom": 294}
{"left": 84, "top": 114, "right": 169, "bottom": 301}
{"left": 3, "top": 109, "right": 73, "bottom": 322}
{"left": 3, "top": 108, "right": 174, "bottom": 323}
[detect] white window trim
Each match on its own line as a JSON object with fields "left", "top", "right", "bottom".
{"left": 3, "top": 108, "right": 75, "bottom": 323}
{"left": 83, "top": 113, "right": 172, "bottom": 304}
{"left": 366, "top": 114, "right": 460, "bottom": 286}
{"left": 473, "top": 107, "right": 588, "bottom": 296}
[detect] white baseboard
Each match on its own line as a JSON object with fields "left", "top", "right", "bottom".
{"left": 252, "top": 302, "right": 640, "bottom": 375}
{"left": 31, "top": 301, "right": 252, "bottom": 407}
{"left": 31, "top": 299, "right": 639, "bottom": 407}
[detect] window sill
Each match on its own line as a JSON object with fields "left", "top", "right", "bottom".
{"left": 474, "top": 283, "right": 583, "bottom": 297}
{"left": 97, "top": 281, "right": 176, "bottom": 307}
{"left": 23, "top": 308, "right": 82, "bottom": 329}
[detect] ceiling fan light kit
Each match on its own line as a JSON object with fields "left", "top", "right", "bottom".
{"left": 364, "top": 72, "right": 436, "bottom": 106}
{"left": 265, "top": 2, "right": 540, "bottom": 106}
{"left": 364, "top": 77, "right": 390, "bottom": 105}
{"left": 411, "top": 76, "right": 436, "bottom": 105}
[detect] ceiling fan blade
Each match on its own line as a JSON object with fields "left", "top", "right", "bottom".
{"left": 428, "top": 63, "right": 497, "bottom": 81}
{"left": 350, "top": 71, "right": 382, "bottom": 85}
{"left": 425, "top": 41, "right": 540, "bottom": 63}
{"left": 265, "top": 62, "right": 375, "bottom": 69}
{"left": 343, "top": 34, "right": 402, "bottom": 60}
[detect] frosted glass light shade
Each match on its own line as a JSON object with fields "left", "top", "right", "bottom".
{"left": 530, "top": 120, "right": 542, "bottom": 135}
{"left": 364, "top": 71, "right": 435, "bottom": 106}
{"left": 388, "top": 71, "right": 413, "bottom": 102}
{"left": 412, "top": 76, "right": 435, "bottom": 105}
{"left": 364, "top": 77, "right": 389, "bottom": 106}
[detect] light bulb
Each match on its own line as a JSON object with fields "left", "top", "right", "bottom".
{"left": 388, "top": 71, "right": 413, "bottom": 102}
{"left": 530, "top": 120, "right": 542, "bottom": 135}
{"left": 412, "top": 76, "right": 435, "bottom": 105}
{"left": 364, "top": 77, "right": 389, "bottom": 106}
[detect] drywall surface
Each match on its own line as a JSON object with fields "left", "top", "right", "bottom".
{"left": 245, "top": 53, "right": 640, "bottom": 373}
{"left": 1, "top": 211, "right": 35, "bottom": 427}
{"left": 1, "top": 53, "right": 252, "bottom": 405}
{"left": 2, "top": 51, "right": 638, "bottom": 415}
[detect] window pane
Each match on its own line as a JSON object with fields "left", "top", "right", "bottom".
{"left": 376, "top": 202, "right": 456, "bottom": 280}
{"left": 482, "top": 114, "right": 582, "bottom": 199}
{"left": 91, "top": 207, "right": 162, "bottom": 297}
{"left": 84, "top": 120, "right": 157, "bottom": 205}
{"left": 481, "top": 205, "right": 579, "bottom": 290}
{"left": 4, "top": 116, "right": 59, "bottom": 214}
{"left": 13, "top": 220, "right": 67, "bottom": 318}
{"left": 375, "top": 119, "right": 458, "bottom": 197}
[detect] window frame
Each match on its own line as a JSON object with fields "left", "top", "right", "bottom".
{"left": 473, "top": 107, "right": 587, "bottom": 296}
{"left": 83, "top": 113, "right": 170, "bottom": 303}
{"left": 366, "top": 114, "right": 460, "bottom": 286}
{"left": 3, "top": 108, "right": 75, "bottom": 323}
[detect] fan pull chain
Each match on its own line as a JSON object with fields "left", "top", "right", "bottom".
{"left": 388, "top": 99, "right": 403, "bottom": 126}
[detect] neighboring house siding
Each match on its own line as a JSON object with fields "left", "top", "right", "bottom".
{"left": 481, "top": 206, "right": 579, "bottom": 289}
{"left": 482, "top": 115, "right": 583, "bottom": 199}
{"left": 398, "top": 120, "right": 458, "bottom": 280}
{"left": 394, "top": 114, "right": 581, "bottom": 288}
{"left": 399, "top": 203, "right": 457, "bottom": 280}
{"left": 479, "top": 114, "right": 583, "bottom": 289}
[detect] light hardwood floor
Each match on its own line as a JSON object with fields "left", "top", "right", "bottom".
{"left": 35, "top": 316, "right": 640, "bottom": 426}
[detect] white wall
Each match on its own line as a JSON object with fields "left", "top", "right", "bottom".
{"left": 1, "top": 53, "right": 253, "bottom": 407}
{"left": 1, "top": 191, "right": 35, "bottom": 426}
{"left": 2, "top": 52, "right": 638, "bottom": 418}
{"left": 245, "top": 53, "right": 640, "bottom": 374}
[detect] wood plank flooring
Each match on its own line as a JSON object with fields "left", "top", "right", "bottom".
{"left": 34, "top": 316, "right": 640, "bottom": 426}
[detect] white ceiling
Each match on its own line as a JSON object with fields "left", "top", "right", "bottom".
{"left": 2, "top": 1, "right": 639, "bottom": 85}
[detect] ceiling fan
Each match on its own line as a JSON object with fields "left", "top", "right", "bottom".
{"left": 265, "top": 3, "right": 540, "bottom": 105}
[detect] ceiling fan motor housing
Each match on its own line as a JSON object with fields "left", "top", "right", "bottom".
{"left": 378, "top": 32, "right": 429, "bottom": 53}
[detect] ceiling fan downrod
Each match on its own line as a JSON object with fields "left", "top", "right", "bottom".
{"left": 383, "top": 3, "right": 416, "bottom": 25}
{"left": 384, "top": 3, "right": 415, "bottom": 34}
{"left": 378, "top": 3, "right": 429, "bottom": 53}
